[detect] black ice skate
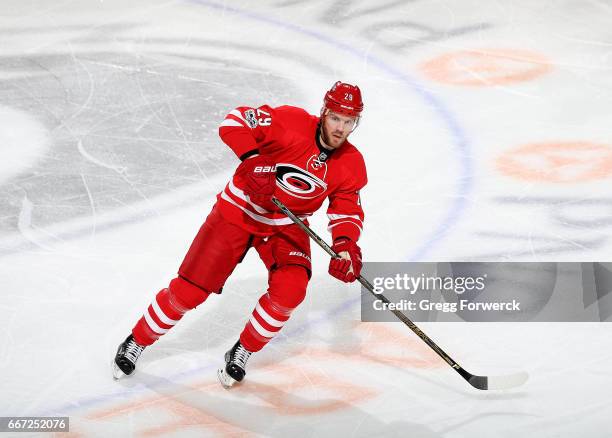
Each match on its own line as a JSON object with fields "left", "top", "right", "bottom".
{"left": 112, "top": 334, "right": 145, "bottom": 380}
{"left": 217, "top": 341, "right": 252, "bottom": 389}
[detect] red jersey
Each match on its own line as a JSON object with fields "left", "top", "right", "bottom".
{"left": 217, "top": 105, "right": 367, "bottom": 242}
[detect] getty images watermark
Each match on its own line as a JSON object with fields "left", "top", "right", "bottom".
{"left": 361, "top": 262, "right": 612, "bottom": 322}
{"left": 370, "top": 272, "right": 520, "bottom": 313}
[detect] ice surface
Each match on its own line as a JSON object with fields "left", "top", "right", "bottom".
{"left": 1, "top": 0, "right": 611, "bottom": 436}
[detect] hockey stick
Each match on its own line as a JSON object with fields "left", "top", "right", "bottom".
{"left": 272, "top": 197, "right": 528, "bottom": 391}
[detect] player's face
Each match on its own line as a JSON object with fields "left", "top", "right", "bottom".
{"left": 321, "top": 111, "right": 357, "bottom": 149}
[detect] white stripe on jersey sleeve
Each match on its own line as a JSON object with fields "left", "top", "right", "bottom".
{"left": 327, "top": 213, "right": 362, "bottom": 221}
{"left": 220, "top": 118, "right": 244, "bottom": 127}
{"left": 229, "top": 109, "right": 250, "bottom": 126}
{"left": 327, "top": 220, "right": 363, "bottom": 233}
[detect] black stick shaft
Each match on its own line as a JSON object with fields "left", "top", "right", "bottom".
{"left": 272, "top": 197, "right": 466, "bottom": 373}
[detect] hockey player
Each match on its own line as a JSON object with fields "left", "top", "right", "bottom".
{"left": 113, "top": 81, "right": 367, "bottom": 388}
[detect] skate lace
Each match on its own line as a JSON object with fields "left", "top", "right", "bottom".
{"left": 233, "top": 344, "right": 251, "bottom": 368}
{"left": 125, "top": 339, "right": 145, "bottom": 363}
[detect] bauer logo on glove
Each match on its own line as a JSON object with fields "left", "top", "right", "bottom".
{"left": 236, "top": 154, "right": 277, "bottom": 210}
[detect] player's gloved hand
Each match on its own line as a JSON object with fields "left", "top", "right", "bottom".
{"left": 328, "top": 237, "right": 362, "bottom": 283}
{"left": 237, "top": 154, "right": 277, "bottom": 208}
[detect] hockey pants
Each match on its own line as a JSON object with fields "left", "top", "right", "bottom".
{"left": 131, "top": 202, "right": 311, "bottom": 353}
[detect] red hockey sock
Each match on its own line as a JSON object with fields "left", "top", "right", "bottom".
{"left": 132, "top": 277, "right": 211, "bottom": 346}
{"left": 240, "top": 266, "right": 308, "bottom": 352}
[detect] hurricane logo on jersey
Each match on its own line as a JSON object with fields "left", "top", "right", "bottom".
{"left": 276, "top": 163, "right": 327, "bottom": 199}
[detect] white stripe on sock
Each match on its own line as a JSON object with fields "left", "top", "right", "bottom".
{"left": 152, "top": 297, "right": 179, "bottom": 326}
{"left": 144, "top": 309, "right": 168, "bottom": 335}
{"left": 248, "top": 315, "right": 277, "bottom": 339}
{"left": 254, "top": 303, "right": 285, "bottom": 328}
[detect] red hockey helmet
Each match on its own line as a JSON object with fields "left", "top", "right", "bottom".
{"left": 323, "top": 81, "right": 364, "bottom": 118}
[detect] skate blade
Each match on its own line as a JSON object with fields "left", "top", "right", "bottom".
{"left": 112, "top": 360, "right": 126, "bottom": 380}
{"left": 217, "top": 368, "right": 238, "bottom": 389}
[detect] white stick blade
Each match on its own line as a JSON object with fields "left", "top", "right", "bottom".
{"left": 487, "top": 371, "right": 529, "bottom": 390}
